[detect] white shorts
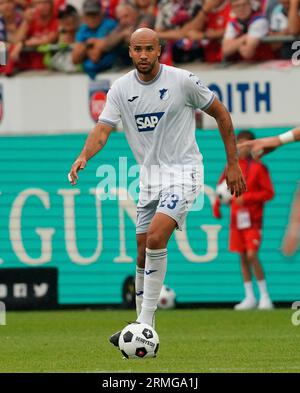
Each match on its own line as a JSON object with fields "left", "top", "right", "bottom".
{"left": 136, "top": 169, "right": 203, "bottom": 234}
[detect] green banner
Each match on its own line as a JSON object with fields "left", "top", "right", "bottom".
{"left": 0, "top": 128, "right": 299, "bottom": 304}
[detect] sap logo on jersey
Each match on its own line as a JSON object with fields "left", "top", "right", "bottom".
{"left": 135, "top": 112, "right": 164, "bottom": 132}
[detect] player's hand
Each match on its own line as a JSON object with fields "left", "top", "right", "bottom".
{"left": 226, "top": 163, "right": 247, "bottom": 197}
{"left": 68, "top": 157, "right": 87, "bottom": 186}
{"left": 237, "top": 137, "right": 279, "bottom": 159}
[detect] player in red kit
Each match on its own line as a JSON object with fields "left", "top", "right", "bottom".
{"left": 214, "top": 130, "right": 275, "bottom": 310}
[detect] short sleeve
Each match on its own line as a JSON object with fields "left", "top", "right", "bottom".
{"left": 183, "top": 72, "right": 215, "bottom": 111}
{"left": 98, "top": 85, "right": 121, "bottom": 127}
{"left": 248, "top": 18, "right": 269, "bottom": 38}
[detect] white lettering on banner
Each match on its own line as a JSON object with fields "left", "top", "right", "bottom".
{"left": 204, "top": 184, "right": 217, "bottom": 207}
{"left": 13, "top": 283, "right": 27, "bottom": 298}
{"left": 5, "top": 186, "right": 222, "bottom": 266}
{"left": 33, "top": 283, "right": 49, "bottom": 298}
{"left": 0, "top": 284, "right": 8, "bottom": 298}
{"left": 57, "top": 188, "right": 103, "bottom": 265}
{"left": 9, "top": 189, "right": 55, "bottom": 265}
{"left": 175, "top": 225, "right": 221, "bottom": 263}
{"left": 110, "top": 188, "right": 135, "bottom": 263}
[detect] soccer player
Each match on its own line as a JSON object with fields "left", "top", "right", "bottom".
{"left": 68, "top": 28, "right": 246, "bottom": 346}
{"left": 214, "top": 130, "right": 275, "bottom": 310}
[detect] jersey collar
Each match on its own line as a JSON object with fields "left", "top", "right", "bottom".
{"left": 134, "top": 64, "right": 163, "bottom": 85}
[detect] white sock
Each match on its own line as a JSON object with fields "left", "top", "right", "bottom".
{"left": 137, "top": 248, "right": 167, "bottom": 327}
{"left": 257, "top": 279, "right": 270, "bottom": 299}
{"left": 135, "top": 267, "right": 144, "bottom": 318}
{"left": 244, "top": 281, "right": 255, "bottom": 299}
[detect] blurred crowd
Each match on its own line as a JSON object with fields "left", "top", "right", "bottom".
{"left": 0, "top": 0, "right": 300, "bottom": 78}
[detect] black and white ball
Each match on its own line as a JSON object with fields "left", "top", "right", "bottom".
{"left": 119, "top": 323, "right": 159, "bottom": 359}
{"left": 216, "top": 179, "right": 232, "bottom": 205}
{"left": 158, "top": 285, "right": 176, "bottom": 309}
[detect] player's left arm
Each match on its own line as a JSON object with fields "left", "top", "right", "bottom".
{"left": 68, "top": 122, "right": 114, "bottom": 185}
{"left": 204, "top": 97, "right": 246, "bottom": 197}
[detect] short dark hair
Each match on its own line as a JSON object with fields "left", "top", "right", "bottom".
{"left": 58, "top": 4, "right": 78, "bottom": 19}
{"left": 237, "top": 130, "right": 255, "bottom": 141}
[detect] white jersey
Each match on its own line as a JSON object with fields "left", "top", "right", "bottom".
{"left": 99, "top": 64, "right": 214, "bottom": 189}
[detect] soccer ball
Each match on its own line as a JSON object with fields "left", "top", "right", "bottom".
{"left": 216, "top": 179, "right": 232, "bottom": 205}
{"left": 119, "top": 323, "right": 159, "bottom": 359}
{"left": 158, "top": 285, "right": 176, "bottom": 309}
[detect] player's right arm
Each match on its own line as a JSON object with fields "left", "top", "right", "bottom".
{"left": 69, "top": 82, "right": 121, "bottom": 185}
{"left": 68, "top": 122, "right": 114, "bottom": 185}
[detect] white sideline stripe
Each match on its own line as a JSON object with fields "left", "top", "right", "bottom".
{"left": 83, "top": 365, "right": 300, "bottom": 373}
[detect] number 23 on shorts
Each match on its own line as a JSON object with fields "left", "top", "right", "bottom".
{"left": 159, "top": 193, "right": 180, "bottom": 210}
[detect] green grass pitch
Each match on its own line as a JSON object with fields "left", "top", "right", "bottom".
{"left": 0, "top": 309, "right": 299, "bottom": 373}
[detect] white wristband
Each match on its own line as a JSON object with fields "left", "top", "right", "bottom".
{"left": 278, "top": 130, "right": 295, "bottom": 145}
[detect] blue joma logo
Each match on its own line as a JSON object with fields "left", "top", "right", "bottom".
{"left": 135, "top": 112, "right": 164, "bottom": 132}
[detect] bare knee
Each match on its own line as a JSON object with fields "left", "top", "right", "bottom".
{"left": 246, "top": 250, "right": 257, "bottom": 264}
{"left": 146, "top": 231, "right": 166, "bottom": 249}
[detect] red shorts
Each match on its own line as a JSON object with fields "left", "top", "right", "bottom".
{"left": 229, "top": 227, "right": 262, "bottom": 253}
